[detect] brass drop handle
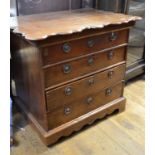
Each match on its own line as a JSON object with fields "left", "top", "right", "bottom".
{"left": 87, "top": 40, "right": 95, "bottom": 48}
{"left": 62, "top": 43, "right": 71, "bottom": 53}
{"left": 63, "top": 64, "right": 71, "bottom": 74}
{"left": 64, "top": 86, "right": 72, "bottom": 96}
{"left": 107, "top": 51, "right": 114, "bottom": 60}
{"left": 108, "top": 71, "right": 114, "bottom": 79}
{"left": 87, "top": 56, "right": 94, "bottom": 65}
{"left": 64, "top": 107, "right": 71, "bottom": 115}
{"left": 105, "top": 88, "right": 112, "bottom": 96}
{"left": 86, "top": 96, "right": 93, "bottom": 104}
{"left": 109, "top": 32, "right": 118, "bottom": 41}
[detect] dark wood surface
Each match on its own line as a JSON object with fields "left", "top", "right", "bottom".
{"left": 10, "top": 8, "right": 141, "bottom": 40}
{"left": 14, "top": 96, "right": 126, "bottom": 145}
{"left": 44, "top": 48, "right": 125, "bottom": 89}
{"left": 10, "top": 33, "right": 48, "bottom": 130}
{"left": 10, "top": 9, "right": 139, "bottom": 145}
{"left": 41, "top": 29, "right": 128, "bottom": 66}
{"left": 32, "top": 22, "right": 136, "bottom": 47}
{"left": 47, "top": 82, "right": 124, "bottom": 129}
{"left": 46, "top": 64, "right": 125, "bottom": 112}
{"left": 11, "top": 79, "right": 144, "bottom": 153}
{"left": 44, "top": 47, "right": 126, "bottom": 88}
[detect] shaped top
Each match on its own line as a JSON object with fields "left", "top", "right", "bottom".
{"left": 10, "top": 8, "right": 141, "bottom": 41}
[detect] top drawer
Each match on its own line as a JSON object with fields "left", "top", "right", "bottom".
{"left": 41, "top": 29, "right": 129, "bottom": 66}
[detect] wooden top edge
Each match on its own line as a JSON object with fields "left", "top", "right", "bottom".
{"left": 10, "top": 8, "right": 142, "bottom": 41}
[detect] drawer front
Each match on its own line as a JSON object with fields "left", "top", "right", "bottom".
{"left": 44, "top": 47, "right": 126, "bottom": 88}
{"left": 46, "top": 64, "right": 125, "bottom": 112}
{"left": 41, "top": 29, "right": 128, "bottom": 66}
{"left": 47, "top": 82, "right": 124, "bottom": 129}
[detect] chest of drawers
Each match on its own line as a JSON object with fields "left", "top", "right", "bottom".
{"left": 10, "top": 9, "right": 141, "bottom": 145}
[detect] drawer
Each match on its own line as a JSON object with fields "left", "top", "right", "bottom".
{"left": 46, "top": 64, "right": 125, "bottom": 112}
{"left": 47, "top": 82, "right": 124, "bottom": 129}
{"left": 41, "top": 29, "right": 129, "bottom": 66}
{"left": 44, "top": 46, "right": 126, "bottom": 88}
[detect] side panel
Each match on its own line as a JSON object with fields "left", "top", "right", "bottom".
{"left": 11, "top": 32, "right": 48, "bottom": 130}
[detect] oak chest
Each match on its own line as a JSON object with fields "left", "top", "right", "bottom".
{"left": 10, "top": 9, "right": 141, "bottom": 145}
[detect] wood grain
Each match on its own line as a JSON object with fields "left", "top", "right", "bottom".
{"left": 11, "top": 79, "right": 144, "bottom": 155}
{"left": 44, "top": 47, "right": 126, "bottom": 88}
{"left": 10, "top": 32, "right": 48, "bottom": 130}
{"left": 41, "top": 29, "right": 128, "bottom": 65}
{"left": 47, "top": 82, "right": 124, "bottom": 130}
{"left": 10, "top": 8, "right": 141, "bottom": 40}
{"left": 46, "top": 64, "right": 126, "bottom": 112}
{"left": 10, "top": 9, "right": 140, "bottom": 146}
